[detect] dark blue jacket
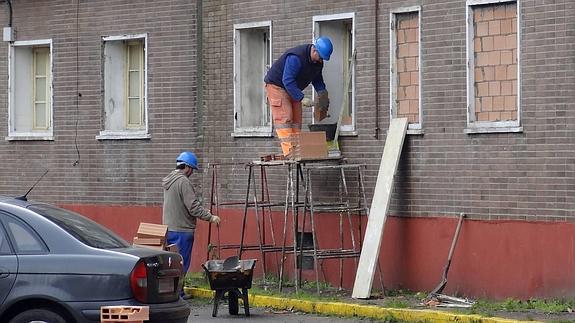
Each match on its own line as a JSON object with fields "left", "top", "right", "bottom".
{"left": 264, "top": 44, "right": 326, "bottom": 101}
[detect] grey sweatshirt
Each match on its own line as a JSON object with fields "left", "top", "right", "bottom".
{"left": 162, "top": 170, "right": 214, "bottom": 232}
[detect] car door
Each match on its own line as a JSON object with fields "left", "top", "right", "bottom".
{"left": 0, "top": 212, "right": 18, "bottom": 306}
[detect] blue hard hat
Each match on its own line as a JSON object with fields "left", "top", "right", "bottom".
{"left": 314, "top": 37, "right": 333, "bottom": 61}
{"left": 176, "top": 151, "right": 198, "bottom": 169}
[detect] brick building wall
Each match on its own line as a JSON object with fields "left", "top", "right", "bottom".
{"left": 197, "top": 0, "right": 575, "bottom": 298}
{"left": 0, "top": 0, "right": 574, "bottom": 298}
{"left": 202, "top": 0, "right": 574, "bottom": 221}
{"left": 0, "top": 0, "right": 198, "bottom": 205}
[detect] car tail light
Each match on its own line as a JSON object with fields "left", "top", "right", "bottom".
{"left": 130, "top": 260, "right": 148, "bottom": 302}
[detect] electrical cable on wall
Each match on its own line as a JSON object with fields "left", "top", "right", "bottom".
{"left": 72, "top": 0, "right": 81, "bottom": 166}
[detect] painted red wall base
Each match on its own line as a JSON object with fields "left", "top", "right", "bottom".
{"left": 61, "top": 203, "right": 575, "bottom": 300}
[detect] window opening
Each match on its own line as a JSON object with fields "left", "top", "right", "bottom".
{"left": 233, "top": 21, "right": 272, "bottom": 137}
{"left": 313, "top": 13, "right": 355, "bottom": 134}
{"left": 99, "top": 34, "right": 148, "bottom": 139}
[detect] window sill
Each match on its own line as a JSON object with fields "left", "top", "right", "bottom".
{"left": 231, "top": 132, "right": 274, "bottom": 138}
{"left": 96, "top": 131, "right": 151, "bottom": 140}
{"left": 339, "top": 130, "right": 358, "bottom": 137}
{"left": 464, "top": 126, "right": 523, "bottom": 134}
{"left": 407, "top": 129, "right": 424, "bottom": 135}
{"left": 5, "top": 134, "right": 54, "bottom": 141}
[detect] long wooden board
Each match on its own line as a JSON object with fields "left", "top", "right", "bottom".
{"left": 352, "top": 118, "right": 408, "bottom": 299}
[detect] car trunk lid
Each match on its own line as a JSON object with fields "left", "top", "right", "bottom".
{"left": 128, "top": 249, "right": 184, "bottom": 303}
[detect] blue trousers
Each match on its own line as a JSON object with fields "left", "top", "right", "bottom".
{"left": 167, "top": 230, "right": 194, "bottom": 274}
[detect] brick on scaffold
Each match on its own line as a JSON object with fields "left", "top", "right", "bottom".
{"left": 100, "top": 305, "right": 149, "bottom": 322}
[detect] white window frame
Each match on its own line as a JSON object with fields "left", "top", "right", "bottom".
{"left": 6, "top": 39, "right": 53, "bottom": 141}
{"left": 97, "top": 33, "right": 150, "bottom": 140}
{"left": 390, "top": 6, "right": 423, "bottom": 134}
{"left": 232, "top": 21, "right": 273, "bottom": 137}
{"left": 465, "top": 0, "right": 522, "bottom": 134}
{"left": 313, "top": 12, "right": 356, "bottom": 135}
{"left": 32, "top": 47, "right": 50, "bottom": 130}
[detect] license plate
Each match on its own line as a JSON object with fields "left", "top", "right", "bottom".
{"left": 158, "top": 278, "right": 175, "bottom": 293}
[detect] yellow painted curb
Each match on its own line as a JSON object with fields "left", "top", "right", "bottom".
{"left": 188, "top": 288, "right": 538, "bottom": 323}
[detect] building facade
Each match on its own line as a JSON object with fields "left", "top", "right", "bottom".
{"left": 0, "top": 0, "right": 573, "bottom": 299}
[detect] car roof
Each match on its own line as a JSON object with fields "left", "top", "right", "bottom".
{"left": 0, "top": 195, "right": 33, "bottom": 208}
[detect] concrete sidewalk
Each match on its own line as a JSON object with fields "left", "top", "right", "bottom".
{"left": 188, "top": 288, "right": 536, "bottom": 323}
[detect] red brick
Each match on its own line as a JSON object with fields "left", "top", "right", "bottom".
{"left": 489, "top": 81, "right": 501, "bottom": 96}
{"left": 489, "top": 20, "right": 501, "bottom": 35}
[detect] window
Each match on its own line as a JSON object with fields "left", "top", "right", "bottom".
{"left": 29, "top": 204, "right": 129, "bottom": 249}
{"left": 233, "top": 21, "right": 272, "bottom": 137}
{"left": 7, "top": 40, "right": 53, "bottom": 140}
{"left": 313, "top": 13, "right": 356, "bottom": 134}
{"left": 466, "top": 0, "right": 521, "bottom": 134}
{"left": 0, "top": 223, "right": 11, "bottom": 254}
{"left": 3, "top": 214, "right": 46, "bottom": 254}
{"left": 391, "top": 7, "right": 422, "bottom": 133}
{"left": 98, "top": 34, "right": 149, "bottom": 140}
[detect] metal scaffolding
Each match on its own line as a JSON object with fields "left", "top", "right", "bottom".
{"left": 208, "top": 159, "right": 376, "bottom": 293}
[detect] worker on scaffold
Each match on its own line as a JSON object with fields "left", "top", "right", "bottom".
{"left": 264, "top": 37, "right": 333, "bottom": 157}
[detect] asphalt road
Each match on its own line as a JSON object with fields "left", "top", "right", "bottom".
{"left": 186, "top": 298, "right": 378, "bottom": 322}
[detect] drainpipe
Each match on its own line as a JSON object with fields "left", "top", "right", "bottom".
{"left": 3, "top": 0, "right": 14, "bottom": 42}
{"left": 196, "top": 0, "right": 204, "bottom": 152}
{"left": 6, "top": 0, "right": 11, "bottom": 26}
{"left": 374, "top": 0, "right": 380, "bottom": 139}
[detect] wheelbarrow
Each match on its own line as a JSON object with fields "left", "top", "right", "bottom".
{"left": 201, "top": 256, "right": 257, "bottom": 317}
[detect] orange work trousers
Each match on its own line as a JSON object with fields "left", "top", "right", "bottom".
{"left": 265, "top": 84, "right": 302, "bottom": 156}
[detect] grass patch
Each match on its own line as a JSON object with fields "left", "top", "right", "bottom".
{"left": 472, "top": 297, "right": 575, "bottom": 315}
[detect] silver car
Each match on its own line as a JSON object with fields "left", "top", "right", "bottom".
{"left": 0, "top": 196, "right": 190, "bottom": 323}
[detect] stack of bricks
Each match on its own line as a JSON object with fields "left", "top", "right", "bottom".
{"left": 288, "top": 132, "right": 328, "bottom": 161}
{"left": 100, "top": 306, "right": 149, "bottom": 323}
{"left": 133, "top": 223, "right": 167, "bottom": 251}
{"left": 473, "top": 2, "right": 518, "bottom": 122}
{"left": 132, "top": 222, "right": 179, "bottom": 253}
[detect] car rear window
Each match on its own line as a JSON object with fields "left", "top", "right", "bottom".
{"left": 28, "top": 204, "right": 130, "bottom": 249}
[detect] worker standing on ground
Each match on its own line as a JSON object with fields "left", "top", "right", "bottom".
{"left": 264, "top": 37, "right": 333, "bottom": 156}
{"left": 162, "top": 151, "right": 221, "bottom": 283}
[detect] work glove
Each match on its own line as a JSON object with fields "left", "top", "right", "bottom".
{"left": 210, "top": 215, "right": 221, "bottom": 225}
{"left": 301, "top": 97, "right": 313, "bottom": 107}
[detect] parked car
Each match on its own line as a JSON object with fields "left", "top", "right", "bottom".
{"left": 0, "top": 195, "right": 190, "bottom": 323}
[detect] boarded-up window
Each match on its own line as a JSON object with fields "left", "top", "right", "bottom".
{"left": 467, "top": 0, "right": 520, "bottom": 133}
{"left": 392, "top": 11, "right": 420, "bottom": 126}
{"left": 474, "top": 2, "right": 517, "bottom": 121}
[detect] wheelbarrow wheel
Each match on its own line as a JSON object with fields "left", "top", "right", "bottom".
{"left": 228, "top": 290, "right": 239, "bottom": 315}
